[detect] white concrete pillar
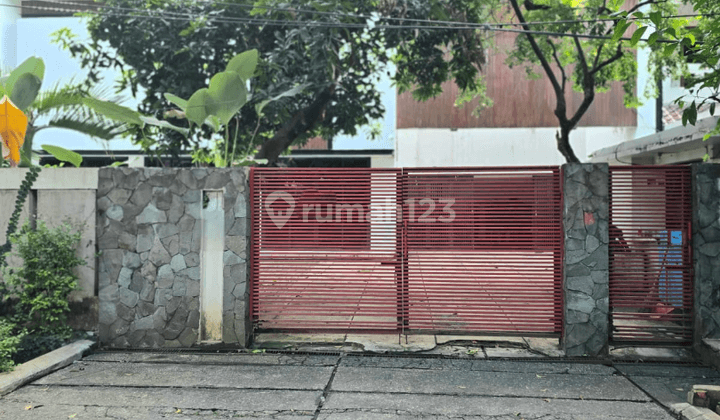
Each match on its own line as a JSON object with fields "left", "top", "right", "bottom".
{"left": 200, "top": 191, "right": 224, "bottom": 342}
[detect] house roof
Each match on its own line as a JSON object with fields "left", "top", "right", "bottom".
{"left": 662, "top": 102, "right": 710, "bottom": 126}
{"left": 589, "top": 116, "right": 720, "bottom": 164}
{"left": 662, "top": 103, "right": 685, "bottom": 126}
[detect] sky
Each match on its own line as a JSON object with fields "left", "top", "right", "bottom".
{"left": 13, "top": 16, "right": 395, "bottom": 152}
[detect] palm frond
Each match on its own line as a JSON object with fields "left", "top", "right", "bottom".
{"left": 47, "top": 117, "right": 125, "bottom": 140}
{"left": 32, "top": 84, "right": 86, "bottom": 114}
{"left": 31, "top": 80, "right": 135, "bottom": 142}
{"left": 32, "top": 81, "right": 129, "bottom": 116}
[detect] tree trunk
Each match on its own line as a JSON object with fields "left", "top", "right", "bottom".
{"left": 255, "top": 86, "right": 335, "bottom": 166}
{"left": 556, "top": 124, "right": 580, "bottom": 163}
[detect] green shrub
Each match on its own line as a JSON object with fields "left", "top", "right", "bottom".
{"left": 3, "top": 222, "right": 86, "bottom": 338}
{"left": 0, "top": 318, "right": 24, "bottom": 373}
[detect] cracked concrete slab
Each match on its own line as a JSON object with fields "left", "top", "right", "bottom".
{"left": 0, "top": 401, "right": 109, "bottom": 420}
{"left": 0, "top": 351, "right": 707, "bottom": 419}
{"left": 4, "top": 386, "right": 321, "bottom": 412}
{"left": 105, "top": 406, "right": 314, "bottom": 420}
{"left": 84, "top": 351, "right": 339, "bottom": 366}
{"left": 33, "top": 361, "right": 333, "bottom": 390}
{"left": 340, "top": 356, "right": 478, "bottom": 371}
{"left": 320, "top": 393, "right": 674, "bottom": 419}
{"left": 330, "top": 367, "right": 650, "bottom": 401}
{"left": 341, "top": 357, "right": 615, "bottom": 375}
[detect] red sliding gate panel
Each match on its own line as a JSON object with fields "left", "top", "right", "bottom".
{"left": 402, "top": 167, "right": 563, "bottom": 335}
{"left": 609, "top": 166, "right": 693, "bottom": 344}
{"left": 250, "top": 168, "right": 403, "bottom": 333}
{"left": 251, "top": 167, "right": 563, "bottom": 336}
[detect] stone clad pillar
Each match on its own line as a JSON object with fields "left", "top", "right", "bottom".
{"left": 97, "top": 168, "right": 251, "bottom": 348}
{"left": 562, "top": 163, "right": 610, "bottom": 357}
{"left": 693, "top": 164, "right": 720, "bottom": 344}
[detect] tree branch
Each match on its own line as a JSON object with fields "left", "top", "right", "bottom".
{"left": 573, "top": 36, "right": 590, "bottom": 75}
{"left": 591, "top": 44, "right": 623, "bottom": 75}
{"left": 627, "top": 0, "right": 665, "bottom": 14}
{"left": 592, "top": 43, "right": 604, "bottom": 70}
{"left": 568, "top": 36, "right": 596, "bottom": 129}
{"left": 255, "top": 85, "right": 336, "bottom": 165}
{"left": 547, "top": 39, "right": 567, "bottom": 90}
{"left": 510, "top": 0, "right": 569, "bottom": 126}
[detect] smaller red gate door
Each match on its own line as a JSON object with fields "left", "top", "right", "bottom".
{"left": 609, "top": 166, "right": 693, "bottom": 345}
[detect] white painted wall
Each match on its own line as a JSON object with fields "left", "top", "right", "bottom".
{"left": 0, "top": 168, "right": 98, "bottom": 300}
{"left": 395, "top": 126, "right": 637, "bottom": 167}
{"left": 370, "top": 154, "right": 394, "bottom": 168}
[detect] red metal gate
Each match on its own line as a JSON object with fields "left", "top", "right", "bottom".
{"left": 609, "top": 166, "right": 693, "bottom": 345}
{"left": 401, "top": 167, "right": 563, "bottom": 335}
{"left": 250, "top": 168, "right": 403, "bottom": 333}
{"left": 250, "top": 167, "right": 563, "bottom": 336}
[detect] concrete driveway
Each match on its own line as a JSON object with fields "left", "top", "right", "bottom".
{"left": 2, "top": 348, "right": 719, "bottom": 419}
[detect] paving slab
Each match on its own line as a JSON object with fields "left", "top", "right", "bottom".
{"left": 0, "top": 401, "right": 110, "bottom": 420}
{"left": 104, "top": 407, "right": 314, "bottom": 420}
{"left": 2, "top": 403, "right": 314, "bottom": 420}
{"left": 84, "top": 351, "right": 339, "bottom": 366}
{"left": 1, "top": 350, "right": 702, "bottom": 420}
{"left": 5, "top": 386, "right": 321, "bottom": 412}
{"left": 320, "top": 393, "right": 674, "bottom": 419}
{"left": 330, "top": 367, "right": 650, "bottom": 401}
{"left": 341, "top": 356, "right": 477, "bottom": 370}
{"left": 341, "top": 356, "right": 615, "bottom": 375}
{"left": 469, "top": 360, "right": 615, "bottom": 375}
{"left": 34, "top": 361, "right": 333, "bottom": 390}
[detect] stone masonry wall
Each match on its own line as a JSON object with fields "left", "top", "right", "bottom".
{"left": 97, "top": 168, "right": 250, "bottom": 348}
{"left": 693, "top": 164, "right": 720, "bottom": 342}
{"left": 562, "top": 163, "right": 610, "bottom": 357}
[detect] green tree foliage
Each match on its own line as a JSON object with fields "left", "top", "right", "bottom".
{"left": 59, "top": 1, "right": 392, "bottom": 165}
{"left": 618, "top": 0, "right": 719, "bottom": 139}
{"left": 60, "top": 0, "right": 716, "bottom": 164}
{"left": 685, "top": 0, "right": 720, "bottom": 133}
{"left": 502, "top": 0, "right": 682, "bottom": 163}
{"left": 59, "top": 0, "right": 497, "bottom": 165}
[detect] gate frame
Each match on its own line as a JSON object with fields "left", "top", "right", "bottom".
{"left": 249, "top": 166, "right": 564, "bottom": 339}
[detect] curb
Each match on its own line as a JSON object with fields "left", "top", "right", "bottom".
{"left": 671, "top": 403, "right": 720, "bottom": 420}
{"left": 0, "top": 339, "right": 96, "bottom": 396}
